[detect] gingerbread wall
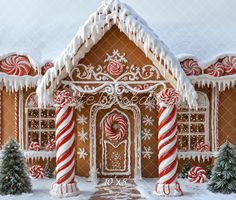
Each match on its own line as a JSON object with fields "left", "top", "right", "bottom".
{"left": 218, "top": 88, "right": 236, "bottom": 146}
{"left": 74, "top": 25, "right": 167, "bottom": 178}
{"left": 1, "top": 90, "right": 17, "bottom": 145}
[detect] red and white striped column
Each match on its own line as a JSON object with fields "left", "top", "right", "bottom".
{"left": 154, "top": 88, "right": 183, "bottom": 196}
{"left": 51, "top": 89, "right": 79, "bottom": 197}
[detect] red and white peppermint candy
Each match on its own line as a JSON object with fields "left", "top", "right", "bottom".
{"left": 30, "top": 165, "right": 45, "bottom": 179}
{"left": 195, "top": 142, "right": 209, "bottom": 152}
{"left": 42, "top": 62, "right": 54, "bottom": 74}
{"left": 159, "top": 88, "right": 179, "bottom": 106}
{"left": 106, "top": 61, "right": 124, "bottom": 76}
{"left": 188, "top": 167, "right": 207, "bottom": 183}
{"left": 45, "top": 138, "right": 55, "bottom": 151}
{"left": 207, "top": 62, "right": 224, "bottom": 77}
{"left": 181, "top": 59, "right": 202, "bottom": 76}
{"left": 0, "top": 55, "right": 31, "bottom": 76}
{"left": 54, "top": 89, "right": 75, "bottom": 107}
{"left": 28, "top": 141, "right": 40, "bottom": 151}
{"left": 104, "top": 113, "right": 127, "bottom": 141}
{"left": 222, "top": 56, "right": 236, "bottom": 75}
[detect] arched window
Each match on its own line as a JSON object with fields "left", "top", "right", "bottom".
{"left": 25, "top": 92, "right": 55, "bottom": 149}
{"left": 177, "top": 92, "right": 209, "bottom": 151}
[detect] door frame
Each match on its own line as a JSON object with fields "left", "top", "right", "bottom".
{"left": 89, "top": 99, "right": 141, "bottom": 180}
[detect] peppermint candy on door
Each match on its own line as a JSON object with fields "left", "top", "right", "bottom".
{"left": 28, "top": 141, "right": 40, "bottom": 151}
{"left": 104, "top": 113, "right": 127, "bottom": 141}
{"left": 30, "top": 165, "right": 45, "bottom": 179}
{"left": 188, "top": 167, "right": 207, "bottom": 183}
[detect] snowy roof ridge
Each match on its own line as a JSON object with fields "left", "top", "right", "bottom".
{"left": 37, "top": 0, "right": 198, "bottom": 108}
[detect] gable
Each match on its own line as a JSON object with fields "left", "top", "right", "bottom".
{"left": 37, "top": 0, "right": 197, "bottom": 108}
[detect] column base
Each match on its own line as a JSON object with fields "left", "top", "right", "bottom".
{"left": 154, "top": 182, "right": 183, "bottom": 196}
{"left": 50, "top": 182, "right": 80, "bottom": 197}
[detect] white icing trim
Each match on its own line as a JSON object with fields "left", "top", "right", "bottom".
{"left": 190, "top": 74, "right": 236, "bottom": 90}
{"left": 36, "top": 0, "right": 197, "bottom": 109}
{"left": 178, "top": 151, "right": 217, "bottom": 162}
{"left": 18, "top": 90, "right": 24, "bottom": 149}
{"left": 0, "top": 150, "right": 56, "bottom": 161}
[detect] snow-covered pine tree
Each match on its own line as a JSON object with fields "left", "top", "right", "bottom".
{"left": 178, "top": 161, "right": 190, "bottom": 178}
{"left": 44, "top": 161, "right": 54, "bottom": 178}
{"left": 0, "top": 139, "right": 32, "bottom": 195}
{"left": 208, "top": 141, "right": 236, "bottom": 194}
{"left": 206, "top": 164, "right": 213, "bottom": 179}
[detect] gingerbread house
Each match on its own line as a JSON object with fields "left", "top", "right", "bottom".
{"left": 0, "top": 0, "right": 236, "bottom": 197}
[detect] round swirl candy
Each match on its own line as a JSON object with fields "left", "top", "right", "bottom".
{"left": 159, "top": 88, "right": 179, "bottom": 106}
{"left": 45, "top": 138, "right": 55, "bottom": 151}
{"left": 207, "top": 62, "right": 224, "bottom": 77}
{"left": 106, "top": 61, "right": 124, "bottom": 76}
{"left": 30, "top": 165, "right": 45, "bottom": 179}
{"left": 28, "top": 141, "right": 40, "bottom": 151}
{"left": 188, "top": 167, "right": 207, "bottom": 183}
{"left": 222, "top": 56, "right": 236, "bottom": 75}
{"left": 0, "top": 55, "right": 31, "bottom": 76}
{"left": 181, "top": 59, "right": 202, "bottom": 76}
{"left": 195, "top": 142, "right": 209, "bottom": 152}
{"left": 54, "top": 89, "right": 75, "bottom": 107}
{"left": 104, "top": 113, "right": 127, "bottom": 141}
{"left": 42, "top": 62, "right": 54, "bottom": 74}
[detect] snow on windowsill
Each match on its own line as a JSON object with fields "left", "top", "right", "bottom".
{"left": 0, "top": 150, "right": 56, "bottom": 161}
{"left": 178, "top": 151, "right": 217, "bottom": 162}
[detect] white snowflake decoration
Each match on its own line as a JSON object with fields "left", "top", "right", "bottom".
{"left": 76, "top": 100, "right": 84, "bottom": 112}
{"left": 77, "top": 115, "right": 88, "bottom": 125}
{"left": 144, "top": 99, "right": 156, "bottom": 111}
{"left": 77, "top": 148, "right": 88, "bottom": 160}
{"left": 142, "top": 115, "right": 154, "bottom": 126}
{"left": 142, "top": 146, "right": 153, "bottom": 159}
{"left": 141, "top": 128, "right": 153, "bottom": 141}
{"left": 78, "top": 128, "right": 88, "bottom": 142}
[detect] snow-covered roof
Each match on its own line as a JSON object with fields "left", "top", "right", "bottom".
{"left": 36, "top": 0, "right": 198, "bottom": 108}
{"left": 1, "top": 0, "right": 236, "bottom": 63}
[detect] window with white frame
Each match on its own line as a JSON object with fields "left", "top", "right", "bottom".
{"left": 177, "top": 92, "right": 209, "bottom": 152}
{"left": 26, "top": 92, "right": 55, "bottom": 149}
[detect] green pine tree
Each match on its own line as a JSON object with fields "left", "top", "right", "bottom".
{"left": 208, "top": 141, "right": 236, "bottom": 194}
{"left": 0, "top": 139, "right": 32, "bottom": 195}
{"left": 44, "top": 161, "right": 54, "bottom": 178}
{"left": 178, "top": 161, "right": 190, "bottom": 178}
{"left": 206, "top": 164, "right": 213, "bottom": 179}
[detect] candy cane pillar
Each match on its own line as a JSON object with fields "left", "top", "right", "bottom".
{"left": 51, "top": 90, "right": 79, "bottom": 197}
{"left": 154, "top": 88, "right": 183, "bottom": 196}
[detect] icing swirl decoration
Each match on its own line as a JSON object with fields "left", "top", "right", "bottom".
{"left": 222, "top": 56, "right": 236, "bottom": 75}
{"left": 181, "top": 59, "right": 202, "bottom": 76}
{"left": 104, "top": 113, "right": 127, "bottom": 141}
{"left": 0, "top": 55, "right": 31, "bottom": 76}
{"left": 206, "top": 62, "right": 224, "bottom": 77}
{"left": 54, "top": 89, "right": 75, "bottom": 107}
{"left": 188, "top": 167, "right": 207, "bottom": 183}
{"left": 159, "top": 88, "right": 179, "bottom": 106}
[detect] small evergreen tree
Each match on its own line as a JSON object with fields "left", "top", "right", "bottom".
{"left": 206, "top": 164, "right": 213, "bottom": 179}
{"left": 0, "top": 139, "right": 32, "bottom": 195}
{"left": 44, "top": 161, "right": 54, "bottom": 178}
{"left": 178, "top": 161, "right": 190, "bottom": 178}
{"left": 208, "top": 141, "right": 236, "bottom": 194}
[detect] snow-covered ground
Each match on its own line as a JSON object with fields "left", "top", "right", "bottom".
{"left": 0, "top": 177, "right": 236, "bottom": 200}
{"left": 136, "top": 178, "right": 236, "bottom": 200}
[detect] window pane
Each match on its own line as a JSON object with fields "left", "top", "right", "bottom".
{"left": 41, "top": 120, "right": 49, "bottom": 129}
{"left": 28, "top": 109, "right": 39, "bottom": 118}
{"left": 28, "top": 119, "right": 39, "bottom": 130}
{"left": 28, "top": 131, "right": 39, "bottom": 144}
{"left": 178, "top": 135, "right": 188, "bottom": 151}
